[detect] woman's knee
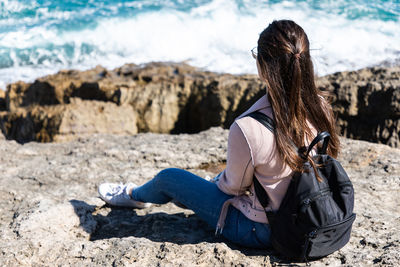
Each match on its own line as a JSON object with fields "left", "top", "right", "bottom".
{"left": 154, "top": 168, "right": 186, "bottom": 184}
{"left": 156, "top": 168, "right": 182, "bottom": 178}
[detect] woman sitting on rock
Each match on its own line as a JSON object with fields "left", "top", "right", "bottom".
{"left": 98, "top": 19, "right": 340, "bottom": 249}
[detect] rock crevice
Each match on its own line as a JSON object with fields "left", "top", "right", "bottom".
{"left": 1, "top": 63, "right": 399, "bottom": 147}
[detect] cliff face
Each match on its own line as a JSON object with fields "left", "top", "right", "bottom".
{"left": 0, "top": 63, "right": 399, "bottom": 147}
{"left": 0, "top": 63, "right": 265, "bottom": 143}
{"left": 0, "top": 128, "right": 399, "bottom": 266}
{"left": 317, "top": 67, "right": 400, "bottom": 148}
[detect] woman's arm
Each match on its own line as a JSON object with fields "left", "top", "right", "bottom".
{"left": 216, "top": 122, "right": 254, "bottom": 196}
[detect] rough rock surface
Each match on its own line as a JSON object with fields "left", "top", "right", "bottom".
{"left": 1, "top": 63, "right": 265, "bottom": 142}
{"left": 0, "top": 128, "right": 399, "bottom": 266}
{"left": 1, "top": 63, "right": 399, "bottom": 147}
{"left": 317, "top": 66, "right": 400, "bottom": 148}
{"left": 0, "top": 98, "right": 137, "bottom": 143}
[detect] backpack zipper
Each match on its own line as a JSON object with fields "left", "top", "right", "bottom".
{"left": 302, "top": 230, "right": 317, "bottom": 265}
{"left": 301, "top": 214, "right": 356, "bottom": 262}
{"left": 299, "top": 188, "right": 331, "bottom": 213}
{"left": 300, "top": 188, "right": 331, "bottom": 204}
{"left": 338, "top": 181, "right": 353, "bottom": 187}
{"left": 316, "top": 213, "right": 356, "bottom": 229}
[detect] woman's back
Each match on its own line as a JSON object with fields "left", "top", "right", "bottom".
{"left": 216, "top": 92, "right": 323, "bottom": 228}
{"left": 254, "top": 20, "right": 340, "bottom": 177}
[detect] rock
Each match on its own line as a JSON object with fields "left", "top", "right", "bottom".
{"left": 5, "top": 66, "right": 117, "bottom": 111}
{"left": 1, "top": 63, "right": 399, "bottom": 147}
{"left": 0, "top": 98, "right": 137, "bottom": 143}
{"left": 0, "top": 128, "right": 399, "bottom": 266}
{"left": 2, "top": 62, "right": 265, "bottom": 142}
{"left": 0, "top": 89, "right": 6, "bottom": 111}
{"left": 317, "top": 66, "right": 400, "bottom": 148}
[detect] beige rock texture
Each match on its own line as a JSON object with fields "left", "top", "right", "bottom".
{"left": 1, "top": 63, "right": 265, "bottom": 143}
{"left": 0, "top": 63, "right": 399, "bottom": 146}
{"left": 0, "top": 127, "right": 398, "bottom": 266}
{"left": 317, "top": 66, "right": 400, "bottom": 148}
{"left": 0, "top": 98, "right": 137, "bottom": 143}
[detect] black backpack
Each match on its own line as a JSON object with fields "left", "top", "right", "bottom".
{"left": 247, "top": 111, "right": 356, "bottom": 262}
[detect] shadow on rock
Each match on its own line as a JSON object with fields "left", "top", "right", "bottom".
{"left": 69, "top": 199, "right": 98, "bottom": 234}
{"left": 70, "top": 199, "right": 218, "bottom": 245}
{"left": 69, "top": 199, "right": 278, "bottom": 260}
{"left": 90, "top": 209, "right": 219, "bottom": 245}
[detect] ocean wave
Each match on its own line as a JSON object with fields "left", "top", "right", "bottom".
{"left": 0, "top": 0, "right": 399, "bottom": 89}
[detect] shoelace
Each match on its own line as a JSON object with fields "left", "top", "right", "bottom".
{"left": 110, "top": 184, "right": 124, "bottom": 195}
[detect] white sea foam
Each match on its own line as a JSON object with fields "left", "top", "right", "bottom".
{"left": 0, "top": 0, "right": 33, "bottom": 15}
{"left": 0, "top": 0, "right": 399, "bottom": 89}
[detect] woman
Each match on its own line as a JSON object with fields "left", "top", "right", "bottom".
{"left": 98, "top": 20, "right": 340, "bottom": 249}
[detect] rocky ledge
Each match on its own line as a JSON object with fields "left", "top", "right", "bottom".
{"left": 0, "top": 128, "right": 399, "bottom": 266}
{"left": 318, "top": 67, "right": 400, "bottom": 148}
{"left": 0, "top": 63, "right": 399, "bottom": 147}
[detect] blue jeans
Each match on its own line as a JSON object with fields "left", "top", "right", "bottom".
{"left": 131, "top": 168, "right": 271, "bottom": 249}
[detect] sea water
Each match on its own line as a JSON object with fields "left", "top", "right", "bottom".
{"left": 0, "top": 0, "right": 399, "bottom": 89}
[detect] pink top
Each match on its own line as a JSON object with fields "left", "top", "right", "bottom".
{"left": 215, "top": 95, "right": 317, "bottom": 232}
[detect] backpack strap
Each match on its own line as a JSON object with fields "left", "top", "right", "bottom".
{"left": 305, "top": 131, "right": 330, "bottom": 157}
{"left": 246, "top": 111, "right": 276, "bottom": 210}
{"left": 246, "top": 111, "right": 331, "bottom": 226}
{"left": 253, "top": 173, "right": 270, "bottom": 207}
{"left": 246, "top": 111, "right": 275, "bottom": 132}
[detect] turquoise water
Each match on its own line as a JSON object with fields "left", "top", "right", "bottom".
{"left": 1, "top": 0, "right": 399, "bottom": 88}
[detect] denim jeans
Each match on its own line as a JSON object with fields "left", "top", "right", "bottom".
{"left": 131, "top": 168, "right": 271, "bottom": 249}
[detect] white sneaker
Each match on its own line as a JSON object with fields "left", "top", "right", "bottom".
{"left": 98, "top": 182, "right": 151, "bottom": 209}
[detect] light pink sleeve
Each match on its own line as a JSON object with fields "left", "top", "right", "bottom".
{"left": 216, "top": 122, "right": 254, "bottom": 196}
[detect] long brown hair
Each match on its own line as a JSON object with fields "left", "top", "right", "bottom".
{"left": 256, "top": 20, "right": 340, "bottom": 175}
